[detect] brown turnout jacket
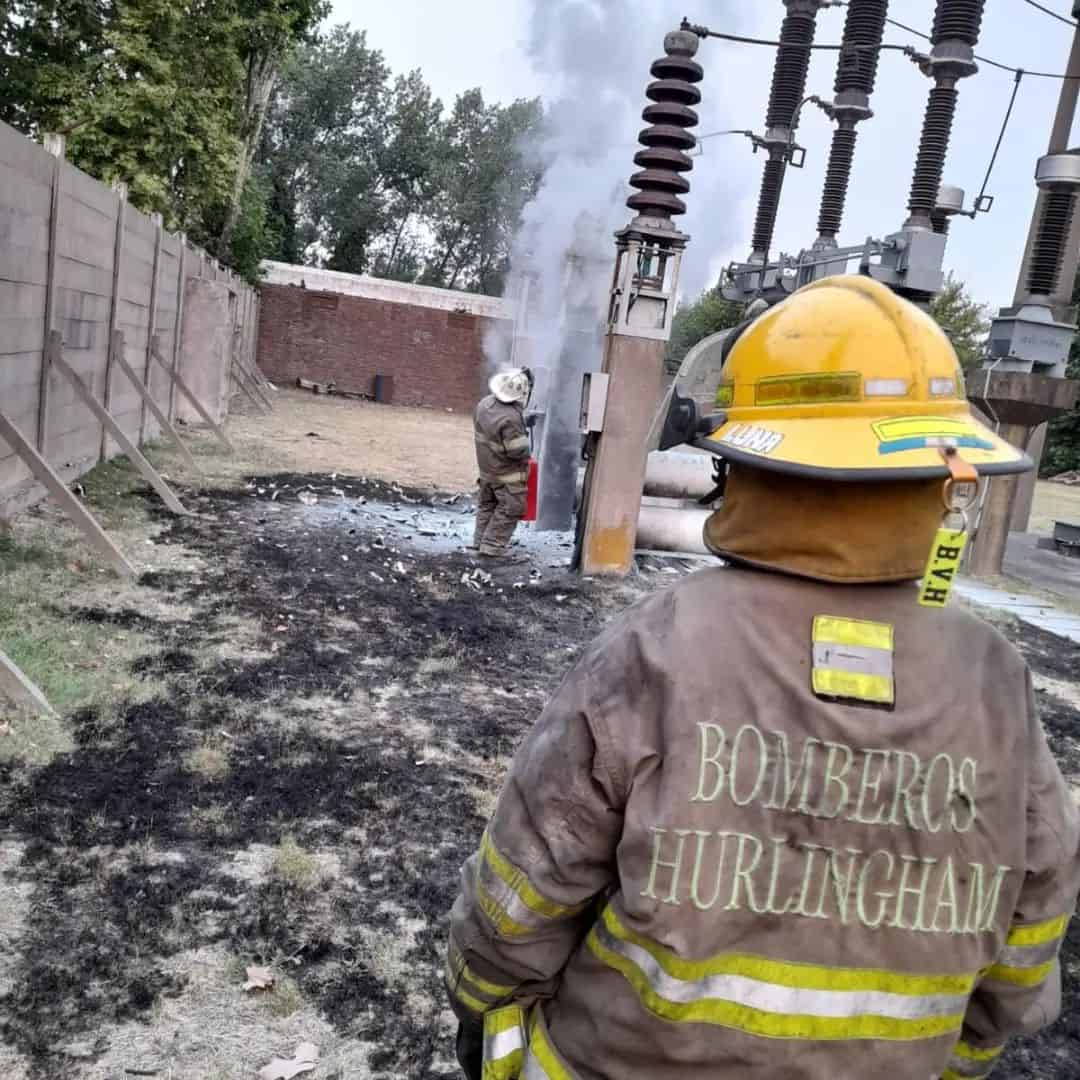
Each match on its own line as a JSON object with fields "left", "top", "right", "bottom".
{"left": 474, "top": 394, "right": 530, "bottom": 483}
{"left": 447, "top": 566, "right": 1080, "bottom": 1080}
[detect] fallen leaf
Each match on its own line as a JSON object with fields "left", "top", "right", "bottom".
{"left": 258, "top": 1043, "right": 319, "bottom": 1080}
{"left": 243, "top": 965, "right": 275, "bottom": 992}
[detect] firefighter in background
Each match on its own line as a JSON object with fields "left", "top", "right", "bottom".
{"left": 471, "top": 368, "right": 533, "bottom": 561}
{"left": 446, "top": 276, "right": 1080, "bottom": 1079}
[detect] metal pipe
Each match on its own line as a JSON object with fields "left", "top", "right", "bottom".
{"left": 576, "top": 452, "right": 718, "bottom": 502}
{"left": 635, "top": 504, "right": 712, "bottom": 555}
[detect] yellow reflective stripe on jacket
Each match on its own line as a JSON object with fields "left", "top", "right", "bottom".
{"left": 942, "top": 1039, "right": 1004, "bottom": 1079}
{"left": 1007, "top": 913, "right": 1069, "bottom": 947}
{"left": 587, "top": 905, "right": 973, "bottom": 1041}
{"left": 483, "top": 1005, "right": 527, "bottom": 1080}
{"left": 811, "top": 615, "right": 895, "bottom": 705}
{"left": 523, "top": 1012, "right": 575, "bottom": 1080}
{"left": 446, "top": 938, "right": 516, "bottom": 1015}
{"left": 985, "top": 912, "right": 1070, "bottom": 986}
{"left": 477, "top": 831, "right": 590, "bottom": 937}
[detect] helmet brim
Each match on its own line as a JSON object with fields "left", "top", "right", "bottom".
{"left": 695, "top": 411, "right": 1032, "bottom": 480}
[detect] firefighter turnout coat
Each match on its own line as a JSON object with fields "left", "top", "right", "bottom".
{"left": 474, "top": 394, "right": 530, "bottom": 485}
{"left": 446, "top": 565, "right": 1080, "bottom": 1079}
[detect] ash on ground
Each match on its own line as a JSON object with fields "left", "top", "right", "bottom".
{"left": 0, "top": 472, "right": 1075, "bottom": 1079}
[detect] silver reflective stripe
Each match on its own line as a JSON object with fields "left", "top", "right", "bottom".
{"left": 478, "top": 854, "right": 549, "bottom": 933}
{"left": 504, "top": 435, "right": 530, "bottom": 453}
{"left": 593, "top": 921, "right": 970, "bottom": 1021}
{"left": 523, "top": 1057, "right": 549, "bottom": 1080}
{"left": 945, "top": 1056, "right": 995, "bottom": 1079}
{"left": 496, "top": 469, "right": 528, "bottom": 484}
{"left": 484, "top": 1025, "right": 525, "bottom": 1065}
{"left": 812, "top": 642, "right": 893, "bottom": 679}
{"left": 998, "top": 938, "right": 1062, "bottom": 968}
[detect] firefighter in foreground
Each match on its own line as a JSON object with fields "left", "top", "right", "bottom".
{"left": 471, "top": 368, "right": 532, "bottom": 561}
{"left": 445, "top": 276, "right": 1080, "bottom": 1079}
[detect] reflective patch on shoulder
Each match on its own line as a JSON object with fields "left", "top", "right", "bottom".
{"left": 812, "top": 615, "right": 895, "bottom": 706}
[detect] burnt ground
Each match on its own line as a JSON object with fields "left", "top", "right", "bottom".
{"left": 0, "top": 469, "right": 1077, "bottom": 1078}
{"left": 0, "top": 472, "right": 652, "bottom": 1079}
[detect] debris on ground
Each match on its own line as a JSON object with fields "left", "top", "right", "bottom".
{"left": 258, "top": 1042, "right": 320, "bottom": 1080}
{"left": 243, "top": 965, "right": 276, "bottom": 992}
{"left": 461, "top": 568, "right": 493, "bottom": 591}
{"left": 1050, "top": 470, "right": 1080, "bottom": 485}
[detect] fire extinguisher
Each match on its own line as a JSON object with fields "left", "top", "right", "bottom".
{"left": 524, "top": 457, "right": 539, "bottom": 522}
{"left": 523, "top": 401, "right": 538, "bottom": 523}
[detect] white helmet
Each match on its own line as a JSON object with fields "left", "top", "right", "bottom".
{"left": 489, "top": 368, "right": 531, "bottom": 405}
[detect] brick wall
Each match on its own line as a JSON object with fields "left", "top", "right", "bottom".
{"left": 257, "top": 283, "right": 510, "bottom": 413}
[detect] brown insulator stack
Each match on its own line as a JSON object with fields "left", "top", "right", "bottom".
{"left": 628, "top": 29, "right": 703, "bottom": 218}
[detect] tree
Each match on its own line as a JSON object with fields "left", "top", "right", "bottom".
{"left": 216, "top": 0, "right": 327, "bottom": 258}
{"left": 1042, "top": 265, "right": 1080, "bottom": 476}
{"left": 260, "top": 26, "right": 392, "bottom": 271}
{"left": 665, "top": 290, "right": 745, "bottom": 376}
{"left": 422, "top": 90, "right": 543, "bottom": 294}
{"left": 0, "top": 0, "right": 109, "bottom": 133}
{"left": 930, "top": 273, "right": 989, "bottom": 373}
{"left": 0, "top": 0, "right": 319, "bottom": 279}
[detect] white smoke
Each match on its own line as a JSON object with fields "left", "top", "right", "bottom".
{"left": 485, "top": 0, "right": 754, "bottom": 375}
{"left": 485, "top": 0, "right": 751, "bottom": 528}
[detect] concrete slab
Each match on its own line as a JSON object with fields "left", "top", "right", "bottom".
{"left": 955, "top": 578, "right": 1080, "bottom": 644}
{"left": 1004, "top": 532, "right": 1080, "bottom": 607}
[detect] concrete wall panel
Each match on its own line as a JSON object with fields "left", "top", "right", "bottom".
{"left": 0, "top": 120, "right": 256, "bottom": 515}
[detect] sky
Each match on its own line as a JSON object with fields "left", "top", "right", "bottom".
{"left": 332, "top": 0, "right": 1080, "bottom": 308}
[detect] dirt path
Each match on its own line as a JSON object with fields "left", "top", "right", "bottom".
{"left": 226, "top": 390, "right": 477, "bottom": 494}
{"left": 0, "top": 396, "right": 1078, "bottom": 1078}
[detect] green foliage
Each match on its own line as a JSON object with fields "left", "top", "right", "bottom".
{"left": 227, "top": 173, "right": 280, "bottom": 284}
{"left": 1042, "top": 344, "right": 1080, "bottom": 476}
{"left": 929, "top": 273, "right": 989, "bottom": 373}
{"left": 421, "top": 90, "right": 544, "bottom": 294}
{"left": 0, "top": 0, "right": 318, "bottom": 272}
{"left": 261, "top": 29, "right": 544, "bottom": 293}
{"left": 665, "top": 290, "right": 746, "bottom": 376}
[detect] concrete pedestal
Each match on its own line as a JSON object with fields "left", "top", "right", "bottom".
{"left": 968, "top": 370, "right": 1078, "bottom": 577}
{"left": 579, "top": 334, "right": 667, "bottom": 575}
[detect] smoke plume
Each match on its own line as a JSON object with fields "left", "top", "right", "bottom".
{"left": 486, "top": 0, "right": 748, "bottom": 530}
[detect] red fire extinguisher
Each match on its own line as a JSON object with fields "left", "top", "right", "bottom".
{"left": 524, "top": 458, "right": 539, "bottom": 522}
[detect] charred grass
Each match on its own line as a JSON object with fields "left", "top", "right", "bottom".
{"left": 2, "top": 466, "right": 1079, "bottom": 1077}
{"left": 0, "top": 472, "right": 629, "bottom": 1078}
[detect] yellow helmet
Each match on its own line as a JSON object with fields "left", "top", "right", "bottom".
{"left": 696, "top": 275, "right": 1031, "bottom": 480}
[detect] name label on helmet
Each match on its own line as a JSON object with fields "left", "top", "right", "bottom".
{"left": 719, "top": 423, "right": 784, "bottom": 456}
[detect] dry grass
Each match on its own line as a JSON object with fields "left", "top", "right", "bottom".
{"left": 218, "top": 389, "right": 476, "bottom": 493}
{"left": 185, "top": 742, "right": 231, "bottom": 783}
{"left": 270, "top": 837, "right": 323, "bottom": 892}
{"left": 1030, "top": 479, "right": 1080, "bottom": 535}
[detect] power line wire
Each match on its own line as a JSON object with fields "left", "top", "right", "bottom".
{"left": 973, "top": 69, "right": 1025, "bottom": 211}
{"left": 884, "top": 16, "right": 1080, "bottom": 79}
{"left": 681, "top": 24, "right": 914, "bottom": 56}
{"left": 1020, "top": 0, "right": 1077, "bottom": 28}
{"left": 694, "top": 19, "right": 1080, "bottom": 80}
